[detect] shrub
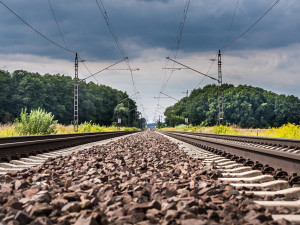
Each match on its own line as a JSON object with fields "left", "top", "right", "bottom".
{"left": 14, "top": 108, "right": 57, "bottom": 135}
{"left": 265, "top": 123, "right": 300, "bottom": 139}
{"left": 0, "top": 124, "right": 18, "bottom": 137}
{"left": 175, "top": 124, "right": 189, "bottom": 131}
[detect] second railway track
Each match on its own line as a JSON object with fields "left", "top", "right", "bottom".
{"left": 160, "top": 130, "right": 300, "bottom": 223}
{"left": 0, "top": 131, "right": 299, "bottom": 224}
{"left": 0, "top": 131, "right": 139, "bottom": 163}
{"left": 160, "top": 130, "right": 300, "bottom": 180}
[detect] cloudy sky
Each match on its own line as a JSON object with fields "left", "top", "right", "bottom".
{"left": 0, "top": 0, "right": 299, "bottom": 123}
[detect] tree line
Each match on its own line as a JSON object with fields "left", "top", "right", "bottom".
{"left": 164, "top": 84, "right": 300, "bottom": 128}
{"left": 0, "top": 70, "right": 142, "bottom": 127}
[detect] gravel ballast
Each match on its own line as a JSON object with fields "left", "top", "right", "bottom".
{"left": 0, "top": 131, "right": 291, "bottom": 225}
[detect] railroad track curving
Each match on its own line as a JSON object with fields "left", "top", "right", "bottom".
{"left": 0, "top": 131, "right": 139, "bottom": 162}
{"left": 159, "top": 130, "right": 300, "bottom": 223}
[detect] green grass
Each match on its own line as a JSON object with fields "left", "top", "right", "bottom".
{"left": 0, "top": 108, "right": 140, "bottom": 137}
{"left": 0, "top": 122, "right": 140, "bottom": 137}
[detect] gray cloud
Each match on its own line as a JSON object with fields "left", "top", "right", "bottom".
{"left": 0, "top": 0, "right": 299, "bottom": 61}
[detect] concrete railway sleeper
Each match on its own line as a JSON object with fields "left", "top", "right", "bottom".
{"left": 159, "top": 131, "right": 300, "bottom": 223}
{"left": 0, "top": 131, "right": 139, "bottom": 162}
{"left": 169, "top": 131, "right": 300, "bottom": 150}
{"left": 0, "top": 131, "right": 299, "bottom": 224}
{"left": 160, "top": 131, "right": 300, "bottom": 186}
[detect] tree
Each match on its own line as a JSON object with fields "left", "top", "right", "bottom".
{"left": 0, "top": 70, "right": 11, "bottom": 122}
{"left": 164, "top": 84, "right": 300, "bottom": 128}
{"left": 0, "top": 70, "right": 140, "bottom": 127}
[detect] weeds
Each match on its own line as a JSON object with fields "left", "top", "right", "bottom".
{"left": 14, "top": 108, "right": 58, "bottom": 135}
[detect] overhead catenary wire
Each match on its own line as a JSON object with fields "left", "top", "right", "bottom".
{"left": 224, "top": 0, "right": 239, "bottom": 48}
{"left": 159, "top": 0, "right": 239, "bottom": 118}
{"left": 160, "top": 0, "right": 191, "bottom": 93}
{"left": 95, "top": 0, "right": 131, "bottom": 69}
{"left": 96, "top": 0, "right": 126, "bottom": 59}
{"left": 95, "top": 0, "right": 139, "bottom": 101}
{"left": 174, "top": 0, "right": 191, "bottom": 60}
{"left": 47, "top": 0, "right": 100, "bottom": 84}
{"left": 157, "top": 0, "right": 279, "bottom": 123}
{"left": 1, "top": 0, "right": 100, "bottom": 83}
{"left": 193, "top": 54, "right": 218, "bottom": 90}
{"left": 194, "top": 0, "right": 277, "bottom": 91}
{"left": 0, "top": 0, "right": 76, "bottom": 55}
{"left": 193, "top": 0, "right": 238, "bottom": 91}
{"left": 81, "top": 58, "right": 126, "bottom": 81}
{"left": 4, "top": 0, "right": 137, "bottom": 88}
{"left": 223, "top": 0, "right": 280, "bottom": 50}
{"left": 156, "top": 0, "right": 191, "bottom": 117}
{"left": 80, "top": 60, "right": 100, "bottom": 84}
{"left": 47, "top": 0, "right": 72, "bottom": 59}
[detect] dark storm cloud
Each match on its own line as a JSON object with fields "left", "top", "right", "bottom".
{"left": 0, "top": 0, "right": 299, "bottom": 60}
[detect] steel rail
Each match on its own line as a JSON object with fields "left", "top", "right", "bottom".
{"left": 160, "top": 131, "right": 300, "bottom": 176}
{"left": 0, "top": 132, "right": 119, "bottom": 144}
{"left": 168, "top": 131, "right": 300, "bottom": 149}
{"left": 0, "top": 131, "right": 139, "bottom": 162}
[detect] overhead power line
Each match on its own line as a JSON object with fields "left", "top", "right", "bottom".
{"left": 95, "top": 0, "right": 139, "bottom": 98}
{"left": 157, "top": 0, "right": 191, "bottom": 113}
{"left": 167, "top": 57, "right": 218, "bottom": 81}
{"left": 47, "top": 0, "right": 101, "bottom": 83}
{"left": 81, "top": 58, "right": 127, "bottom": 81}
{"left": 47, "top": 0, "right": 72, "bottom": 58}
{"left": 161, "top": 0, "right": 191, "bottom": 92}
{"left": 194, "top": 0, "right": 278, "bottom": 90}
{"left": 223, "top": 0, "right": 280, "bottom": 50}
{"left": 1, "top": 0, "right": 99, "bottom": 83}
{"left": 224, "top": 0, "right": 239, "bottom": 48}
{"left": 0, "top": 0, "right": 76, "bottom": 54}
{"left": 174, "top": 0, "right": 191, "bottom": 60}
{"left": 96, "top": 0, "right": 126, "bottom": 59}
{"left": 194, "top": 0, "right": 238, "bottom": 91}
{"left": 80, "top": 60, "right": 100, "bottom": 83}
{"left": 193, "top": 54, "right": 218, "bottom": 90}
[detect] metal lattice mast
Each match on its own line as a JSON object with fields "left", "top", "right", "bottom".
{"left": 128, "top": 102, "right": 130, "bottom": 127}
{"left": 218, "top": 49, "right": 224, "bottom": 125}
{"left": 185, "top": 90, "right": 189, "bottom": 124}
{"left": 74, "top": 53, "right": 79, "bottom": 132}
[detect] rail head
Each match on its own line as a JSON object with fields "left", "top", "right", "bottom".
{"left": 159, "top": 131, "right": 300, "bottom": 176}
{"left": 0, "top": 131, "right": 140, "bottom": 162}
{"left": 161, "top": 130, "right": 300, "bottom": 148}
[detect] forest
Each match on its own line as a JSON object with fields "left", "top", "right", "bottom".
{"left": 164, "top": 84, "right": 300, "bottom": 128}
{"left": 0, "top": 70, "right": 141, "bottom": 127}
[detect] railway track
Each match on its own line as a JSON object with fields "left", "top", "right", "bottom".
{"left": 160, "top": 131, "right": 300, "bottom": 180}
{"left": 0, "top": 131, "right": 138, "bottom": 163}
{"left": 0, "top": 131, "right": 299, "bottom": 224}
{"left": 159, "top": 130, "right": 300, "bottom": 223}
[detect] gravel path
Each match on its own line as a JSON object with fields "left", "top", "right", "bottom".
{"left": 0, "top": 131, "right": 290, "bottom": 225}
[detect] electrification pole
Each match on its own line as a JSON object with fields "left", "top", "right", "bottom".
{"left": 218, "top": 49, "right": 224, "bottom": 125}
{"left": 158, "top": 115, "right": 161, "bottom": 128}
{"left": 117, "top": 92, "right": 121, "bottom": 130}
{"left": 74, "top": 53, "right": 79, "bottom": 132}
{"left": 128, "top": 102, "right": 130, "bottom": 127}
{"left": 185, "top": 90, "right": 189, "bottom": 125}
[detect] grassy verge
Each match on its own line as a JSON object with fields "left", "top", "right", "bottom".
{"left": 0, "top": 123, "right": 139, "bottom": 137}
{"left": 160, "top": 123, "right": 300, "bottom": 139}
